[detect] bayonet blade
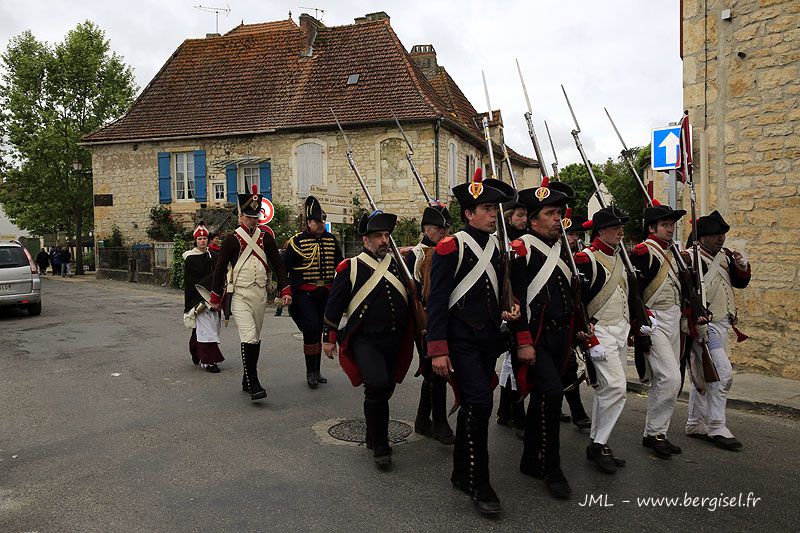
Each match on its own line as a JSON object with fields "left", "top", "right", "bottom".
{"left": 561, "top": 85, "right": 581, "bottom": 134}
{"left": 604, "top": 107, "right": 631, "bottom": 153}
{"left": 515, "top": 58, "right": 533, "bottom": 116}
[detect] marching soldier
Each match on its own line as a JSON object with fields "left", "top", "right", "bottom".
{"left": 322, "top": 211, "right": 414, "bottom": 471}
{"left": 282, "top": 196, "right": 343, "bottom": 389}
{"left": 560, "top": 210, "right": 592, "bottom": 429}
{"left": 183, "top": 222, "right": 225, "bottom": 373}
{"left": 630, "top": 202, "right": 687, "bottom": 458}
{"left": 210, "top": 189, "right": 291, "bottom": 401}
{"left": 509, "top": 178, "right": 586, "bottom": 499}
{"left": 684, "top": 211, "right": 751, "bottom": 450}
{"left": 496, "top": 201, "right": 528, "bottom": 436}
{"left": 574, "top": 207, "right": 651, "bottom": 473}
{"left": 404, "top": 203, "right": 455, "bottom": 445}
{"left": 426, "top": 170, "right": 517, "bottom": 516}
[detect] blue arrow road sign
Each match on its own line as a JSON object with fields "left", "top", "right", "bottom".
{"left": 651, "top": 126, "right": 682, "bottom": 171}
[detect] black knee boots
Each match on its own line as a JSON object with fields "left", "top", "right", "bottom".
{"left": 241, "top": 342, "right": 266, "bottom": 401}
{"left": 520, "top": 393, "right": 571, "bottom": 499}
{"left": 452, "top": 404, "right": 501, "bottom": 516}
{"left": 415, "top": 376, "right": 455, "bottom": 445}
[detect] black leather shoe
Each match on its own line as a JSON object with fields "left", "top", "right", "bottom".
{"left": 573, "top": 417, "right": 592, "bottom": 430}
{"left": 373, "top": 444, "right": 392, "bottom": 471}
{"left": 316, "top": 372, "right": 327, "bottom": 384}
{"left": 586, "top": 444, "right": 617, "bottom": 474}
{"left": 520, "top": 459, "right": 544, "bottom": 479}
{"left": 473, "top": 484, "right": 502, "bottom": 516}
{"left": 664, "top": 437, "right": 682, "bottom": 454}
{"left": 544, "top": 468, "right": 572, "bottom": 499}
{"left": 711, "top": 435, "right": 743, "bottom": 451}
{"left": 560, "top": 411, "right": 571, "bottom": 422}
{"left": 250, "top": 388, "right": 266, "bottom": 401}
{"left": 432, "top": 422, "right": 455, "bottom": 445}
{"left": 203, "top": 364, "right": 221, "bottom": 374}
{"left": 414, "top": 417, "right": 433, "bottom": 437}
{"left": 306, "top": 371, "right": 318, "bottom": 389}
{"left": 643, "top": 435, "right": 672, "bottom": 459}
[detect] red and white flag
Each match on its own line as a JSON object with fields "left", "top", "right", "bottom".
{"left": 676, "top": 111, "right": 693, "bottom": 183}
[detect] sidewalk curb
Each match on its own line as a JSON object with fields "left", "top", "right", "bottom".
{"left": 626, "top": 379, "right": 800, "bottom": 420}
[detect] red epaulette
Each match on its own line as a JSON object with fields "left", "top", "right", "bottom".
{"left": 436, "top": 236, "right": 457, "bottom": 255}
{"left": 633, "top": 242, "right": 649, "bottom": 256}
{"left": 510, "top": 239, "right": 527, "bottom": 257}
{"left": 574, "top": 251, "right": 590, "bottom": 264}
{"left": 335, "top": 259, "right": 350, "bottom": 274}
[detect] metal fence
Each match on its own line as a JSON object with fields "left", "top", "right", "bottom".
{"left": 154, "top": 242, "right": 174, "bottom": 269}
{"left": 98, "top": 247, "right": 130, "bottom": 271}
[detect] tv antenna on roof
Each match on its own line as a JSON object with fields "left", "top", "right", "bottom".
{"left": 299, "top": 6, "right": 325, "bottom": 21}
{"left": 194, "top": 3, "right": 231, "bottom": 34}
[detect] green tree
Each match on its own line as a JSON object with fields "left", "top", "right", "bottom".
{"left": 0, "top": 21, "right": 137, "bottom": 274}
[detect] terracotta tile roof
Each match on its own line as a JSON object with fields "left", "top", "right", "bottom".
{"left": 82, "top": 15, "right": 536, "bottom": 169}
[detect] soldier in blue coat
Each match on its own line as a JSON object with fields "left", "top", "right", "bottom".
{"left": 426, "top": 169, "right": 518, "bottom": 517}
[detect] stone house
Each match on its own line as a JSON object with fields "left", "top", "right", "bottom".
{"left": 681, "top": 0, "right": 799, "bottom": 378}
{"left": 82, "top": 12, "right": 538, "bottom": 248}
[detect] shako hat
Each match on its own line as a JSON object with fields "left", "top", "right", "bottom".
{"left": 238, "top": 185, "right": 263, "bottom": 218}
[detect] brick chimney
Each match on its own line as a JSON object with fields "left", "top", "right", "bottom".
{"left": 410, "top": 44, "right": 438, "bottom": 80}
{"left": 355, "top": 11, "right": 390, "bottom": 24}
{"left": 299, "top": 13, "right": 324, "bottom": 57}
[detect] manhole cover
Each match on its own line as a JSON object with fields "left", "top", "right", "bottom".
{"left": 325, "top": 418, "right": 413, "bottom": 444}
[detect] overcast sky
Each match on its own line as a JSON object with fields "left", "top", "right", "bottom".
{"left": 1, "top": 0, "right": 683, "bottom": 167}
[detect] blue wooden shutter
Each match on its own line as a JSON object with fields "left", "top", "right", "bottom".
{"left": 259, "top": 160, "right": 272, "bottom": 201}
{"left": 157, "top": 152, "right": 171, "bottom": 204}
{"left": 193, "top": 150, "right": 207, "bottom": 202}
{"left": 225, "top": 164, "right": 238, "bottom": 204}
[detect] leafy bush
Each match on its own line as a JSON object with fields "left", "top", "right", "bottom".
{"left": 108, "top": 225, "right": 124, "bottom": 247}
{"left": 146, "top": 205, "right": 182, "bottom": 242}
{"left": 170, "top": 233, "right": 190, "bottom": 290}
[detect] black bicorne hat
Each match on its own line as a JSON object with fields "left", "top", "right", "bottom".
{"left": 590, "top": 205, "right": 630, "bottom": 231}
{"left": 305, "top": 195, "right": 326, "bottom": 222}
{"left": 452, "top": 168, "right": 516, "bottom": 214}
{"left": 421, "top": 203, "right": 452, "bottom": 229}
{"left": 238, "top": 185, "right": 263, "bottom": 218}
{"left": 518, "top": 177, "right": 573, "bottom": 215}
{"left": 643, "top": 200, "right": 687, "bottom": 227}
{"left": 357, "top": 210, "right": 397, "bottom": 236}
{"left": 696, "top": 210, "right": 730, "bottom": 237}
{"left": 561, "top": 208, "right": 588, "bottom": 233}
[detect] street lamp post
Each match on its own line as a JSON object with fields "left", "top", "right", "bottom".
{"left": 72, "top": 159, "right": 86, "bottom": 275}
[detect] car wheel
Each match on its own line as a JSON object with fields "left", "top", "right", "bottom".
{"left": 27, "top": 302, "right": 42, "bottom": 316}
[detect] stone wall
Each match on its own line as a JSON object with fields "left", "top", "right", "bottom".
{"left": 683, "top": 0, "right": 800, "bottom": 378}
{"left": 91, "top": 123, "right": 537, "bottom": 245}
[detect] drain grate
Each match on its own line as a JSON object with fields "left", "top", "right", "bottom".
{"left": 327, "top": 418, "right": 413, "bottom": 444}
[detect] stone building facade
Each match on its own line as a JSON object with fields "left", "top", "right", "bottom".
{"left": 682, "top": 0, "right": 799, "bottom": 378}
{"left": 84, "top": 12, "right": 538, "bottom": 245}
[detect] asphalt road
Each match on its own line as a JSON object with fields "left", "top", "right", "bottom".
{"left": 1, "top": 277, "right": 798, "bottom": 532}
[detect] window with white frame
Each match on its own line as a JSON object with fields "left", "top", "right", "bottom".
{"left": 174, "top": 152, "right": 195, "bottom": 201}
{"left": 241, "top": 166, "right": 259, "bottom": 194}
{"left": 447, "top": 142, "right": 458, "bottom": 190}
{"left": 213, "top": 182, "right": 225, "bottom": 201}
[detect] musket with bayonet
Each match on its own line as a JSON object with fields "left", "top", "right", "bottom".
{"left": 562, "top": 86, "right": 652, "bottom": 369}
{"left": 604, "top": 107, "right": 717, "bottom": 387}
{"left": 544, "top": 120, "right": 560, "bottom": 178}
{"left": 480, "top": 70, "right": 515, "bottom": 314}
{"left": 392, "top": 111, "right": 436, "bottom": 206}
{"left": 332, "top": 110, "right": 427, "bottom": 350}
{"left": 515, "top": 61, "right": 596, "bottom": 387}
